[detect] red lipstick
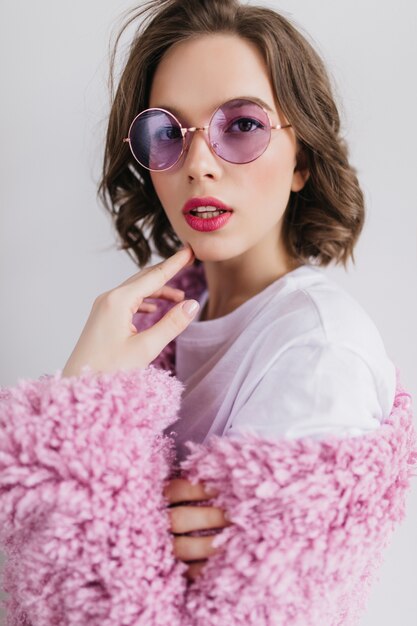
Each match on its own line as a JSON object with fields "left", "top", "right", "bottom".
{"left": 182, "top": 196, "right": 233, "bottom": 232}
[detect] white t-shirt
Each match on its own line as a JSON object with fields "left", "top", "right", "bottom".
{"left": 164, "top": 264, "right": 396, "bottom": 465}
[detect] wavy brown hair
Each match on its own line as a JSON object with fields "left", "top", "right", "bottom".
{"left": 98, "top": 0, "right": 365, "bottom": 269}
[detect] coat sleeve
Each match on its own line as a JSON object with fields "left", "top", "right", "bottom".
{"left": 0, "top": 261, "right": 207, "bottom": 626}
{"left": 0, "top": 366, "right": 188, "bottom": 626}
{"left": 179, "top": 375, "right": 417, "bottom": 626}
{"left": 1, "top": 368, "right": 415, "bottom": 626}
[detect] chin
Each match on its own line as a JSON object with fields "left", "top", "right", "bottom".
{"left": 178, "top": 231, "right": 244, "bottom": 263}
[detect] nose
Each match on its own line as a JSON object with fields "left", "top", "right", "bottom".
{"left": 182, "top": 128, "right": 222, "bottom": 180}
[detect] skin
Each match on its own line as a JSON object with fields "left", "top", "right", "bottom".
{"left": 163, "top": 478, "right": 232, "bottom": 582}
{"left": 62, "top": 247, "right": 197, "bottom": 377}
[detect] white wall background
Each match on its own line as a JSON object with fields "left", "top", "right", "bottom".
{"left": 0, "top": 1, "right": 416, "bottom": 624}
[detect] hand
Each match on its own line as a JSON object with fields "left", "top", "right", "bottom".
{"left": 62, "top": 245, "right": 198, "bottom": 377}
{"left": 163, "top": 478, "right": 232, "bottom": 582}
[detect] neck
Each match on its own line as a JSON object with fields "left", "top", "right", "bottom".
{"left": 199, "top": 238, "right": 302, "bottom": 322}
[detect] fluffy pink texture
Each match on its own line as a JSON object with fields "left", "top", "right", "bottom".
{"left": 0, "top": 367, "right": 188, "bottom": 625}
{"left": 1, "top": 368, "right": 415, "bottom": 626}
{"left": 180, "top": 380, "right": 416, "bottom": 625}
{"left": 0, "top": 262, "right": 416, "bottom": 625}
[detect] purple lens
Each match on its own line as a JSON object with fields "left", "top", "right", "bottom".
{"left": 128, "top": 109, "right": 183, "bottom": 170}
{"left": 128, "top": 99, "right": 271, "bottom": 171}
{"left": 209, "top": 99, "right": 271, "bottom": 164}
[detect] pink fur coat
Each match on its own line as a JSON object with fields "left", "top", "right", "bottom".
{"left": 0, "top": 263, "right": 416, "bottom": 625}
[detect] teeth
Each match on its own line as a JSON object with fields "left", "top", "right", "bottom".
{"left": 192, "top": 205, "right": 224, "bottom": 213}
{"left": 194, "top": 211, "right": 223, "bottom": 218}
{"left": 189, "top": 205, "right": 228, "bottom": 219}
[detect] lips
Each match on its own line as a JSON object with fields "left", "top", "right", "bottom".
{"left": 182, "top": 196, "right": 234, "bottom": 233}
{"left": 184, "top": 210, "right": 233, "bottom": 232}
{"left": 182, "top": 196, "right": 233, "bottom": 214}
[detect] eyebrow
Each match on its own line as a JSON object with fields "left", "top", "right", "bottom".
{"left": 152, "top": 96, "right": 276, "bottom": 117}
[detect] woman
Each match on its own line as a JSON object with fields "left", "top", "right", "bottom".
{"left": 1, "top": 1, "right": 415, "bottom": 624}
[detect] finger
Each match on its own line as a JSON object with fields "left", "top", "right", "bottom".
{"left": 131, "top": 283, "right": 185, "bottom": 302}
{"left": 136, "top": 299, "right": 199, "bottom": 361}
{"left": 163, "top": 478, "right": 219, "bottom": 503}
{"left": 134, "top": 288, "right": 185, "bottom": 314}
{"left": 122, "top": 247, "right": 194, "bottom": 311}
{"left": 117, "top": 245, "right": 193, "bottom": 289}
{"left": 136, "top": 302, "right": 158, "bottom": 313}
{"left": 172, "top": 535, "right": 218, "bottom": 561}
{"left": 150, "top": 286, "right": 185, "bottom": 302}
{"left": 184, "top": 561, "right": 207, "bottom": 581}
{"left": 168, "top": 505, "right": 231, "bottom": 534}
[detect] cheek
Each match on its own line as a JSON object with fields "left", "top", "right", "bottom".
{"left": 239, "top": 148, "right": 295, "bottom": 206}
{"left": 149, "top": 172, "right": 164, "bottom": 199}
{"left": 149, "top": 173, "right": 174, "bottom": 212}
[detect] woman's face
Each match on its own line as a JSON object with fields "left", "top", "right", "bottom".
{"left": 148, "top": 34, "right": 308, "bottom": 265}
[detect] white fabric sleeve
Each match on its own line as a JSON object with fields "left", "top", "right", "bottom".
{"left": 226, "top": 343, "right": 392, "bottom": 441}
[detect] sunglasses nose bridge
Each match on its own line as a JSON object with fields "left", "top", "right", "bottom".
{"left": 182, "top": 125, "right": 216, "bottom": 157}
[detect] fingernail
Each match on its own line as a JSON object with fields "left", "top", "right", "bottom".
{"left": 182, "top": 299, "right": 199, "bottom": 317}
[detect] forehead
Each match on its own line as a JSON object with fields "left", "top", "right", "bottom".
{"left": 153, "top": 96, "right": 275, "bottom": 121}
{"left": 149, "top": 33, "right": 278, "bottom": 118}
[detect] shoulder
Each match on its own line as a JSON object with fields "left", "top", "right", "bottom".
{"left": 266, "top": 265, "right": 391, "bottom": 364}
{"left": 249, "top": 266, "right": 397, "bottom": 421}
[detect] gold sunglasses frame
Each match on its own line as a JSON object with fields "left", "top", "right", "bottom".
{"left": 123, "top": 98, "right": 292, "bottom": 172}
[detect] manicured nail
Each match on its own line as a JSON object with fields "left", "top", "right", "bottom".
{"left": 182, "top": 300, "right": 199, "bottom": 317}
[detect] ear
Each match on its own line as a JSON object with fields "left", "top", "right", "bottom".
{"left": 291, "top": 145, "right": 310, "bottom": 192}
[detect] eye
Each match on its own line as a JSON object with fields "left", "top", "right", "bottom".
{"left": 227, "top": 117, "right": 265, "bottom": 133}
{"left": 156, "top": 124, "right": 182, "bottom": 141}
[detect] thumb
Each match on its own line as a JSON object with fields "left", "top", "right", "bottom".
{"left": 136, "top": 299, "right": 200, "bottom": 363}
